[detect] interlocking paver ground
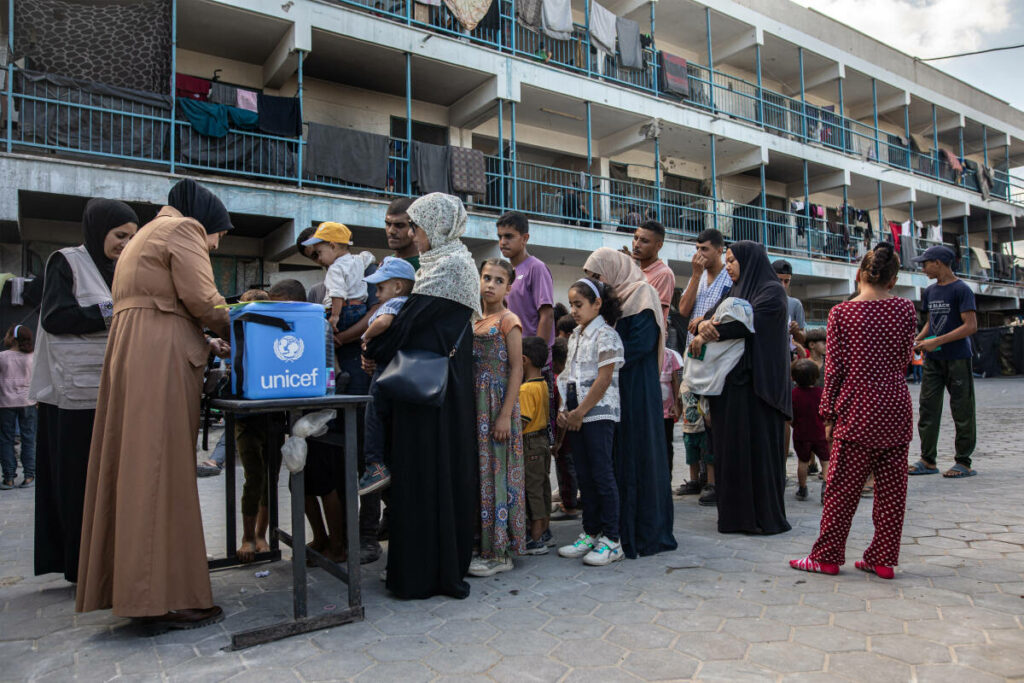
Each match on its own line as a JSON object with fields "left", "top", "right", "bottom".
{"left": 2, "top": 378, "right": 1024, "bottom": 681}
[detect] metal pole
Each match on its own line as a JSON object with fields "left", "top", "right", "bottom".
{"left": 296, "top": 50, "right": 304, "bottom": 187}
{"left": 931, "top": 104, "right": 938, "bottom": 179}
{"left": 6, "top": 0, "right": 14, "bottom": 152}
{"left": 586, "top": 101, "right": 594, "bottom": 226}
{"left": 755, "top": 42, "right": 764, "bottom": 126}
{"left": 877, "top": 180, "right": 884, "bottom": 237}
{"left": 842, "top": 183, "right": 850, "bottom": 261}
{"left": 803, "top": 160, "right": 811, "bottom": 257}
{"left": 650, "top": 1, "right": 657, "bottom": 96}
{"left": 987, "top": 209, "right": 994, "bottom": 280}
{"left": 709, "top": 133, "right": 717, "bottom": 230}
{"left": 962, "top": 215, "right": 970, "bottom": 275}
{"left": 705, "top": 7, "right": 714, "bottom": 113}
{"left": 759, "top": 162, "right": 767, "bottom": 246}
{"left": 405, "top": 52, "right": 412, "bottom": 195}
{"left": 837, "top": 71, "right": 846, "bottom": 153}
{"left": 584, "top": 0, "right": 591, "bottom": 74}
{"left": 497, "top": 100, "right": 505, "bottom": 211}
{"left": 169, "top": 0, "right": 177, "bottom": 174}
{"left": 654, "top": 134, "right": 662, "bottom": 221}
{"left": 798, "top": 47, "right": 807, "bottom": 142}
{"left": 903, "top": 102, "right": 910, "bottom": 171}
{"left": 871, "top": 78, "right": 879, "bottom": 163}
{"left": 982, "top": 124, "right": 989, "bottom": 167}
{"left": 510, "top": 100, "right": 517, "bottom": 209}
{"left": 1011, "top": 221, "right": 1016, "bottom": 284}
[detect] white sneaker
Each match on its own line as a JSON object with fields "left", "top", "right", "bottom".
{"left": 488, "top": 557, "right": 514, "bottom": 575}
{"left": 558, "top": 532, "right": 596, "bottom": 559}
{"left": 468, "top": 556, "right": 490, "bottom": 577}
{"left": 583, "top": 536, "right": 624, "bottom": 566}
{"left": 469, "top": 556, "right": 513, "bottom": 577}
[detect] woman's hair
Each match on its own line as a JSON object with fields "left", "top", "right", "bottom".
{"left": 4, "top": 325, "right": 34, "bottom": 353}
{"left": 804, "top": 328, "right": 826, "bottom": 345}
{"left": 859, "top": 242, "right": 901, "bottom": 286}
{"left": 239, "top": 288, "right": 269, "bottom": 302}
{"left": 791, "top": 358, "right": 820, "bottom": 388}
{"left": 479, "top": 258, "right": 515, "bottom": 283}
{"left": 569, "top": 277, "right": 622, "bottom": 326}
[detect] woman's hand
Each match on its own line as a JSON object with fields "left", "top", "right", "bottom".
{"left": 361, "top": 355, "right": 376, "bottom": 374}
{"left": 565, "top": 409, "right": 583, "bottom": 432}
{"left": 494, "top": 414, "right": 512, "bottom": 442}
{"left": 697, "top": 320, "right": 720, "bottom": 342}
{"left": 556, "top": 411, "right": 568, "bottom": 428}
{"left": 208, "top": 337, "right": 231, "bottom": 358}
{"left": 824, "top": 421, "right": 834, "bottom": 445}
{"left": 688, "top": 336, "right": 705, "bottom": 358}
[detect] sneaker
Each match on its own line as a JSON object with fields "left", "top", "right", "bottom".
{"left": 583, "top": 536, "right": 624, "bottom": 566}
{"left": 358, "top": 464, "right": 391, "bottom": 496}
{"left": 488, "top": 557, "right": 514, "bottom": 575}
{"left": 820, "top": 481, "right": 827, "bottom": 504}
{"left": 524, "top": 539, "right": 550, "bottom": 555}
{"left": 469, "top": 556, "right": 513, "bottom": 577}
{"left": 468, "top": 556, "right": 490, "bottom": 576}
{"left": 540, "top": 529, "right": 557, "bottom": 547}
{"left": 196, "top": 464, "right": 222, "bottom": 478}
{"left": 795, "top": 486, "right": 808, "bottom": 501}
{"left": 360, "top": 539, "right": 382, "bottom": 564}
{"left": 808, "top": 460, "right": 819, "bottom": 475}
{"left": 697, "top": 484, "right": 717, "bottom": 506}
{"left": 558, "top": 532, "right": 596, "bottom": 559}
{"left": 676, "top": 480, "right": 702, "bottom": 496}
{"left": 0, "top": 479, "right": 14, "bottom": 490}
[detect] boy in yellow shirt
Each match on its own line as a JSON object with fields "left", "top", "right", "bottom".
{"left": 520, "top": 336, "right": 551, "bottom": 554}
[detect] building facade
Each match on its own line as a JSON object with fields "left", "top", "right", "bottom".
{"left": 2, "top": 0, "right": 1023, "bottom": 325}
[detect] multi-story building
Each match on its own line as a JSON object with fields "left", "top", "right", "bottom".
{"left": 2, "top": 0, "right": 1022, "bottom": 327}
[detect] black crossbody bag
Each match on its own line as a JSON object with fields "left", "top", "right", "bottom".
{"left": 375, "top": 323, "right": 469, "bottom": 407}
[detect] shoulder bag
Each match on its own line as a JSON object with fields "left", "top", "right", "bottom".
{"left": 375, "top": 322, "right": 469, "bottom": 407}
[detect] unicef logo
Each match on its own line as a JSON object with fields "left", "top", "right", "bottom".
{"left": 273, "top": 335, "right": 305, "bottom": 362}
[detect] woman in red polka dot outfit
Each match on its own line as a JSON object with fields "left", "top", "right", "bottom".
{"left": 790, "top": 243, "right": 917, "bottom": 580}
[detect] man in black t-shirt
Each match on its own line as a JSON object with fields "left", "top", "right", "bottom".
{"left": 909, "top": 245, "right": 978, "bottom": 478}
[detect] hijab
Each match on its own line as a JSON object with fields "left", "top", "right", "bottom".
{"left": 167, "top": 179, "right": 233, "bottom": 234}
{"left": 726, "top": 240, "right": 792, "bottom": 418}
{"left": 583, "top": 247, "right": 665, "bottom": 366}
{"left": 82, "top": 198, "right": 139, "bottom": 287}
{"left": 406, "top": 193, "right": 481, "bottom": 316}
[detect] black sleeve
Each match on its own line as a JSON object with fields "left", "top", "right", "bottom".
{"left": 364, "top": 295, "right": 471, "bottom": 367}
{"left": 714, "top": 319, "right": 754, "bottom": 340}
{"left": 40, "top": 252, "right": 107, "bottom": 335}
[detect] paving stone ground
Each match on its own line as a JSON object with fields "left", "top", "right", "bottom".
{"left": 1, "top": 378, "right": 1023, "bottom": 682}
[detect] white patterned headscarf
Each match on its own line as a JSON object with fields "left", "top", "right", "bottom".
{"left": 407, "top": 193, "right": 481, "bottom": 316}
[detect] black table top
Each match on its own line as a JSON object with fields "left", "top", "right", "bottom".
{"left": 210, "top": 394, "right": 370, "bottom": 414}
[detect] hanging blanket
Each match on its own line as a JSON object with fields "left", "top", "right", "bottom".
{"left": 542, "top": 0, "right": 573, "bottom": 40}
{"left": 616, "top": 17, "right": 643, "bottom": 69}
{"left": 443, "top": 0, "right": 494, "bottom": 31}
{"left": 449, "top": 147, "right": 487, "bottom": 196}
{"left": 411, "top": 142, "right": 453, "bottom": 194}
{"left": 589, "top": 1, "right": 617, "bottom": 56}
{"left": 658, "top": 52, "right": 689, "bottom": 97}
{"left": 304, "top": 123, "right": 389, "bottom": 189}
{"left": 517, "top": 0, "right": 542, "bottom": 28}
{"left": 257, "top": 93, "right": 302, "bottom": 138}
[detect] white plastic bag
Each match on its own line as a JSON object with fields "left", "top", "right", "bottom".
{"left": 681, "top": 297, "right": 755, "bottom": 397}
{"left": 280, "top": 409, "right": 336, "bottom": 474}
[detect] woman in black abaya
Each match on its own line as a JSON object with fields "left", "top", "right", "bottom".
{"left": 363, "top": 193, "right": 479, "bottom": 599}
{"left": 690, "top": 241, "right": 791, "bottom": 535}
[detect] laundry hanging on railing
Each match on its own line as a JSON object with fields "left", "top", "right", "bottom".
{"left": 209, "top": 82, "right": 236, "bottom": 106}
{"left": 257, "top": 93, "right": 302, "bottom": 137}
{"left": 658, "top": 52, "right": 689, "bottom": 98}
{"left": 411, "top": 141, "right": 453, "bottom": 194}
{"left": 176, "top": 73, "right": 211, "bottom": 101}
{"left": 444, "top": 0, "right": 494, "bottom": 32}
{"left": 450, "top": 146, "right": 488, "bottom": 196}
{"left": 589, "top": 1, "right": 617, "bottom": 56}
{"left": 236, "top": 89, "right": 259, "bottom": 112}
{"left": 541, "top": 0, "right": 574, "bottom": 40}
{"left": 616, "top": 17, "right": 643, "bottom": 69}
{"left": 517, "top": 0, "right": 543, "bottom": 29}
{"left": 304, "top": 123, "right": 390, "bottom": 189}
{"left": 177, "top": 126, "right": 295, "bottom": 178}
{"left": 177, "top": 98, "right": 258, "bottom": 138}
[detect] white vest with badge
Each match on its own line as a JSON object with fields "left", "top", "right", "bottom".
{"left": 29, "top": 246, "right": 112, "bottom": 410}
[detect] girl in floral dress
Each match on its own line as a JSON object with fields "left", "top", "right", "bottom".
{"left": 469, "top": 259, "right": 527, "bottom": 577}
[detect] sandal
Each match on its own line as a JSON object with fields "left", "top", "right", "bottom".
{"left": 19, "top": 477, "right": 35, "bottom": 488}
{"left": 149, "top": 605, "right": 224, "bottom": 630}
{"left": 855, "top": 560, "right": 895, "bottom": 580}
{"left": 908, "top": 461, "right": 939, "bottom": 475}
{"left": 789, "top": 556, "right": 839, "bottom": 575}
{"left": 0, "top": 479, "right": 14, "bottom": 490}
{"left": 943, "top": 463, "right": 976, "bottom": 478}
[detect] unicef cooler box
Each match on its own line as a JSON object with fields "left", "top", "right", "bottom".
{"left": 230, "top": 302, "right": 328, "bottom": 399}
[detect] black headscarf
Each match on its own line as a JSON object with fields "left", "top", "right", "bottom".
{"left": 167, "top": 179, "right": 233, "bottom": 234}
{"left": 82, "top": 198, "right": 140, "bottom": 287}
{"left": 728, "top": 240, "right": 792, "bottom": 419}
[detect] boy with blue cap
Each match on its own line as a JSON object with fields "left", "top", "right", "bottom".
{"left": 909, "top": 244, "right": 978, "bottom": 478}
{"left": 358, "top": 256, "right": 416, "bottom": 494}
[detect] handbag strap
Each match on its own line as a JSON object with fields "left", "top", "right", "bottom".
{"left": 449, "top": 321, "right": 469, "bottom": 358}
{"left": 232, "top": 312, "right": 295, "bottom": 395}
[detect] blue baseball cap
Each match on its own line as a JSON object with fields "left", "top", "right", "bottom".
{"left": 912, "top": 245, "right": 955, "bottom": 265}
{"left": 364, "top": 255, "right": 416, "bottom": 284}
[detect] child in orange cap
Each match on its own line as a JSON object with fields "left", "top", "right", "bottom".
{"left": 302, "top": 222, "right": 368, "bottom": 334}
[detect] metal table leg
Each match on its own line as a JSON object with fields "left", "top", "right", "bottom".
{"left": 343, "top": 406, "right": 362, "bottom": 608}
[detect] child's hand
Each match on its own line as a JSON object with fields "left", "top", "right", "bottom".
{"left": 328, "top": 315, "right": 340, "bottom": 331}
{"left": 494, "top": 414, "right": 512, "bottom": 442}
{"left": 556, "top": 411, "right": 568, "bottom": 428}
{"left": 565, "top": 409, "right": 583, "bottom": 432}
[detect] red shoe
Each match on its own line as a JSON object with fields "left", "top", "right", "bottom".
{"left": 855, "top": 560, "right": 894, "bottom": 579}
{"left": 789, "top": 557, "right": 839, "bottom": 575}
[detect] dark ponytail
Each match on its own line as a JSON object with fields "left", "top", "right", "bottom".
{"left": 3, "top": 325, "right": 34, "bottom": 353}
{"left": 860, "top": 242, "right": 900, "bottom": 286}
{"left": 570, "top": 277, "right": 622, "bottom": 326}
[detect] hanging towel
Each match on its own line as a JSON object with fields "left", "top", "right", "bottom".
{"left": 304, "top": 123, "right": 389, "bottom": 189}
{"left": 541, "top": 0, "right": 573, "bottom": 40}
{"left": 449, "top": 146, "right": 488, "bottom": 196}
{"left": 178, "top": 98, "right": 229, "bottom": 137}
{"left": 257, "top": 93, "right": 302, "bottom": 137}
{"left": 10, "top": 277, "right": 27, "bottom": 306}
{"left": 941, "top": 148, "right": 963, "bottom": 172}
{"left": 443, "top": 0, "right": 494, "bottom": 31}
{"left": 971, "top": 246, "right": 991, "bottom": 271}
{"left": 658, "top": 52, "right": 689, "bottom": 97}
{"left": 909, "top": 133, "right": 930, "bottom": 153}
{"left": 175, "top": 73, "right": 210, "bottom": 101}
{"left": 589, "top": 1, "right": 617, "bottom": 56}
{"left": 517, "top": 0, "right": 542, "bottom": 28}
{"left": 411, "top": 141, "right": 452, "bottom": 194}
{"left": 616, "top": 17, "right": 643, "bottom": 69}
{"left": 209, "top": 82, "right": 238, "bottom": 106}
{"left": 236, "top": 89, "right": 258, "bottom": 112}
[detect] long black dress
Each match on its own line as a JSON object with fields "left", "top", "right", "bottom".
{"left": 365, "top": 294, "right": 477, "bottom": 599}
{"left": 614, "top": 310, "right": 678, "bottom": 558}
{"left": 34, "top": 253, "right": 108, "bottom": 581}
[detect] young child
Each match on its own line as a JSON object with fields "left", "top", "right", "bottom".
{"left": 469, "top": 258, "right": 526, "bottom": 578}
{"left": 556, "top": 277, "right": 625, "bottom": 567}
{"left": 556, "top": 314, "right": 577, "bottom": 340}
{"left": 911, "top": 348, "right": 924, "bottom": 384}
{"left": 0, "top": 325, "right": 36, "bottom": 490}
{"left": 791, "top": 359, "right": 830, "bottom": 503}
{"left": 804, "top": 328, "right": 826, "bottom": 386}
{"left": 520, "top": 335, "right": 552, "bottom": 554}
{"left": 678, "top": 382, "right": 715, "bottom": 503}
{"left": 302, "top": 221, "right": 368, "bottom": 334}
{"left": 660, "top": 347, "right": 684, "bottom": 476}
{"left": 551, "top": 337, "right": 579, "bottom": 517}
{"left": 357, "top": 256, "right": 415, "bottom": 495}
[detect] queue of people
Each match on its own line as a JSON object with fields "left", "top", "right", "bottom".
{"left": 14, "top": 183, "right": 983, "bottom": 632}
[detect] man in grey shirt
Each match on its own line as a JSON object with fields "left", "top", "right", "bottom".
{"left": 773, "top": 260, "right": 806, "bottom": 348}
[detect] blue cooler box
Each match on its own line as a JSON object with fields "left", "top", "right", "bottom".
{"left": 230, "top": 302, "right": 328, "bottom": 399}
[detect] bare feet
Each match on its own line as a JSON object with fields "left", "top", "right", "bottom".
{"left": 323, "top": 546, "right": 348, "bottom": 563}
{"left": 237, "top": 540, "right": 257, "bottom": 563}
{"left": 254, "top": 537, "right": 270, "bottom": 554}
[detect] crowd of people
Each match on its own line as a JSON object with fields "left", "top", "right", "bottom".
{"left": 0, "top": 183, "right": 982, "bottom": 632}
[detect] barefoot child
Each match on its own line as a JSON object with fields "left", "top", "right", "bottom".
{"left": 520, "top": 336, "right": 552, "bottom": 554}
{"left": 468, "top": 259, "right": 527, "bottom": 577}
{"left": 791, "top": 359, "right": 830, "bottom": 503}
{"left": 556, "top": 278, "right": 625, "bottom": 566}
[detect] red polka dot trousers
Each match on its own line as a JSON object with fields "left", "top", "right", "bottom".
{"left": 809, "top": 439, "right": 909, "bottom": 567}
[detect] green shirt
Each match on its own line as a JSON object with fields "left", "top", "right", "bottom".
{"left": 402, "top": 255, "right": 420, "bottom": 270}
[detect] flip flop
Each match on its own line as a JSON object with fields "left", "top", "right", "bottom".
{"left": 908, "top": 461, "right": 939, "bottom": 475}
{"left": 943, "top": 463, "right": 976, "bottom": 478}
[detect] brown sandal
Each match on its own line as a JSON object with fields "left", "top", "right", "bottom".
{"left": 150, "top": 605, "right": 224, "bottom": 630}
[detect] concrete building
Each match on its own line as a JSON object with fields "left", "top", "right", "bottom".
{"left": 2, "top": 0, "right": 1023, "bottom": 324}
